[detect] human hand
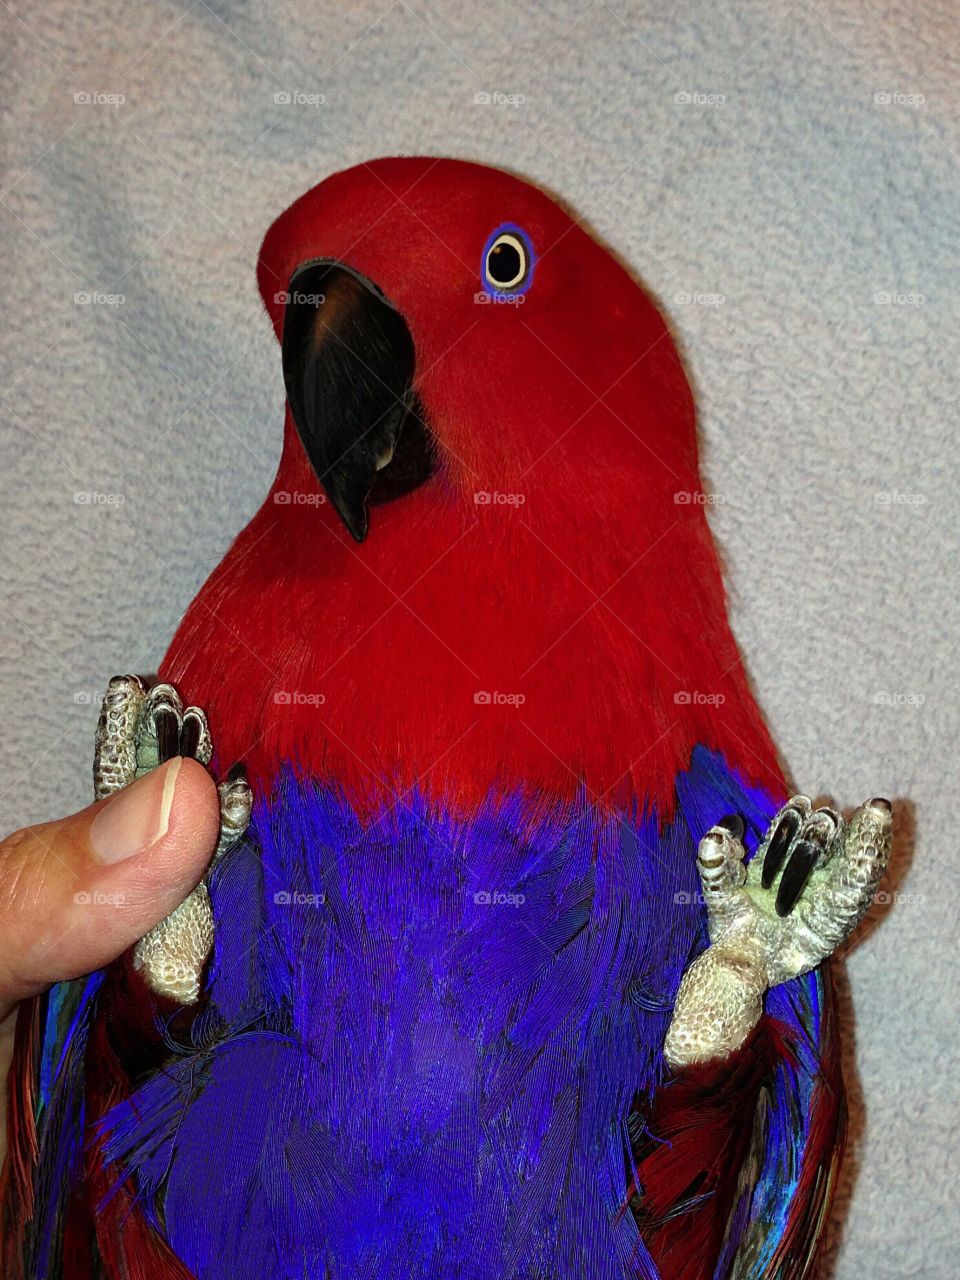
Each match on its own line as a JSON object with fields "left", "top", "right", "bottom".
{"left": 0, "top": 756, "right": 221, "bottom": 1160}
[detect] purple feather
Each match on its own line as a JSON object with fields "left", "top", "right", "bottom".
{"left": 92, "top": 749, "right": 821, "bottom": 1279}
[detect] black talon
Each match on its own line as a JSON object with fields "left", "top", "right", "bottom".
{"left": 716, "top": 814, "right": 745, "bottom": 841}
{"left": 775, "top": 840, "right": 821, "bottom": 916}
{"left": 227, "top": 762, "right": 247, "bottom": 784}
{"left": 761, "top": 806, "right": 804, "bottom": 889}
{"left": 179, "top": 712, "right": 202, "bottom": 759}
{"left": 153, "top": 708, "right": 181, "bottom": 762}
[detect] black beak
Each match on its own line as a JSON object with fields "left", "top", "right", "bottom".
{"left": 281, "top": 260, "right": 432, "bottom": 542}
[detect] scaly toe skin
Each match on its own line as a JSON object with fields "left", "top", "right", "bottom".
{"left": 180, "top": 706, "right": 213, "bottom": 765}
{"left": 132, "top": 887, "right": 215, "bottom": 1006}
{"left": 215, "top": 765, "right": 253, "bottom": 862}
{"left": 93, "top": 675, "right": 147, "bottom": 799}
{"left": 697, "top": 828, "right": 744, "bottom": 892}
{"left": 696, "top": 821, "right": 750, "bottom": 944}
{"left": 698, "top": 831, "right": 727, "bottom": 874}
{"left": 836, "top": 798, "right": 893, "bottom": 897}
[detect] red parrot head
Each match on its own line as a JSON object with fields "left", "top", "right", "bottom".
{"left": 257, "top": 156, "right": 699, "bottom": 543}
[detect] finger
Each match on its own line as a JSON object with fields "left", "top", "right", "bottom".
{"left": 0, "top": 756, "right": 220, "bottom": 1014}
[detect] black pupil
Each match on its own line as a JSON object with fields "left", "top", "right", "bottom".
{"left": 488, "top": 240, "right": 523, "bottom": 286}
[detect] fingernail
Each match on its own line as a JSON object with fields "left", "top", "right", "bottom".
{"left": 90, "top": 758, "right": 183, "bottom": 864}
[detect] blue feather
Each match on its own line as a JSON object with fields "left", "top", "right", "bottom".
{"left": 92, "top": 748, "right": 822, "bottom": 1280}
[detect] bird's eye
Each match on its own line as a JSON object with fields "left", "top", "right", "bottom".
{"left": 482, "top": 226, "right": 533, "bottom": 295}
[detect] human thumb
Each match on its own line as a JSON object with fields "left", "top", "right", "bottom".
{"left": 0, "top": 757, "right": 220, "bottom": 1017}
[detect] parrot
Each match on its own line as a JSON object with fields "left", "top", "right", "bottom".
{"left": 0, "top": 157, "right": 893, "bottom": 1280}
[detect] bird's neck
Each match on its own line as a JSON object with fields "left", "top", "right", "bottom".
{"left": 161, "top": 433, "right": 784, "bottom": 819}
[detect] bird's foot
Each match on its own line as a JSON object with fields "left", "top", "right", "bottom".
{"left": 93, "top": 676, "right": 252, "bottom": 1003}
{"left": 664, "top": 795, "right": 893, "bottom": 1068}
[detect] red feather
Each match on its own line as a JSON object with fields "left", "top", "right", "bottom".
{"left": 1, "top": 999, "right": 42, "bottom": 1280}
{"left": 632, "top": 1019, "right": 791, "bottom": 1278}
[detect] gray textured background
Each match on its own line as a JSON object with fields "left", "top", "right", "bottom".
{"left": 0, "top": 2, "right": 956, "bottom": 1275}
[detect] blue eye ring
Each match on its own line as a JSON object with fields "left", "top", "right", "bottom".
{"left": 481, "top": 224, "right": 534, "bottom": 298}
